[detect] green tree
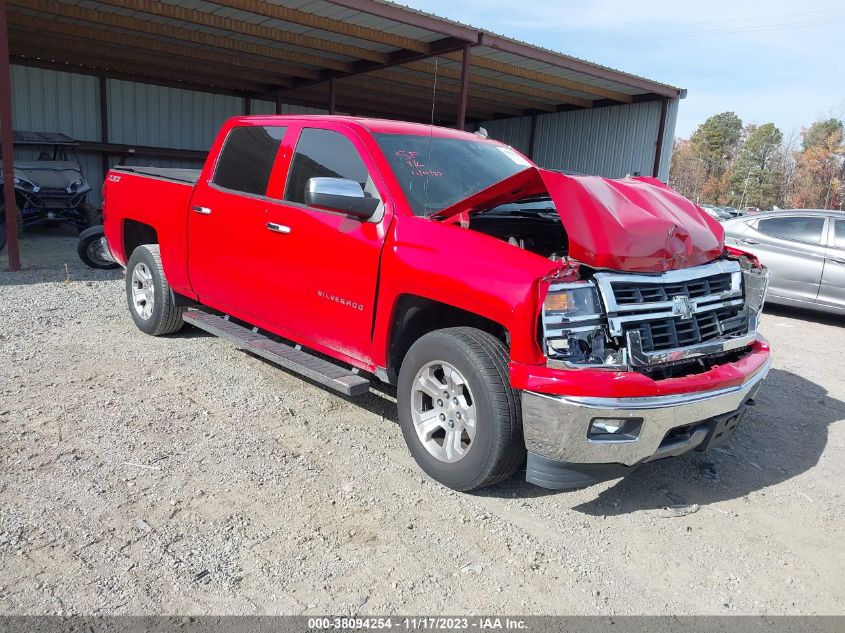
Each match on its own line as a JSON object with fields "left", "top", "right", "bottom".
{"left": 686, "top": 112, "right": 743, "bottom": 203}
{"left": 727, "top": 123, "right": 784, "bottom": 209}
{"left": 690, "top": 112, "right": 743, "bottom": 176}
{"left": 668, "top": 138, "right": 706, "bottom": 202}
{"left": 801, "top": 118, "right": 843, "bottom": 151}
{"left": 790, "top": 118, "right": 844, "bottom": 209}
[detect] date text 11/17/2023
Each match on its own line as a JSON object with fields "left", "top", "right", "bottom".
{"left": 306, "top": 616, "right": 528, "bottom": 630}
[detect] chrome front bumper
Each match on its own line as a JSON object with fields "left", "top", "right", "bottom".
{"left": 522, "top": 358, "right": 771, "bottom": 468}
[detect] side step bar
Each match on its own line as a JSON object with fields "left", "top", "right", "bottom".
{"left": 182, "top": 310, "right": 371, "bottom": 396}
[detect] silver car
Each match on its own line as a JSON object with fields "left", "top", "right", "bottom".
{"left": 722, "top": 209, "right": 845, "bottom": 315}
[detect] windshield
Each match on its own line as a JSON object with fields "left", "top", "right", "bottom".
{"left": 374, "top": 133, "right": 532, "bottom": 217}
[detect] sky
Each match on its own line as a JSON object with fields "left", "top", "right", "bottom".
{"left": 397, "top": 0, "right": 845, "bottom": 140}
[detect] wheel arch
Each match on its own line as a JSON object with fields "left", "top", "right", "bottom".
{"left": 123, "top": 219, "right": 158, "bottom": 259}
{"left": 385, "top": 294, "right": 510, "bottom": 382}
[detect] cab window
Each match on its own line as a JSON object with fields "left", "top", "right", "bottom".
{"left": 283, "top": 128, "right": 380, "bottom": 205}
{"left": 212, "top": 126, "right": 286, "bottom": 196}
{"left": 757, "top": 216, "right": 825, "bottom": 245}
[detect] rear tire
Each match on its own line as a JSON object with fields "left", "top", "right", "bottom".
{"left": 125, "top": 244, "right": 184, "bottom": 336}
{"left": 397, "top": 327, "right": 524, "bottom": 491}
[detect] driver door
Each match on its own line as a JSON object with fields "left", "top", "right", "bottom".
{"left": 259, "top": 124, "right": 392, "bottom": 366}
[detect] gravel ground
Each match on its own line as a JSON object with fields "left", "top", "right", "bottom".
{"left": 1, "top": 232, "right": 843, "bottom": 616}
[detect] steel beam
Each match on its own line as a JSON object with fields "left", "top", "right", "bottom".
{"left": 479, "top": 33, "right": 680, "bottom": 98}
{"left": 99, "top": 75, "right": 109, "bottom": 181}
{"left": 652, "top": 98, "right": 670, "bottom": 178}
{"left": 0, "top": 0, "right": 20, "bottom": 271}
{"left": 8, "top": 14, "right": 320, "bottom": 81}
{"left": 456, "top": 45, "right": 471, "bottom": 130}
{"left": 280, "top": 36, "right": 469, "bottom": 93}
{"left": 528, "top": 113, "right": 538, "bottom": 160}
{"left": 210, "top": 0, "right": 429, "bottom": 54}
{"left": 326, "top": 0, "right": 480, "bottom": 43}
{"left": 40, "top": 0, "right": 388, "bottom": 64}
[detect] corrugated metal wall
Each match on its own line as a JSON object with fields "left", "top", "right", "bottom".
{"left": 107, "top": 80, "right": 244, "bottom": 151}
{"left": 10, "top": 64, "right": 679, "bottom": 210}
{"left": 480, "top": 98, "right": 680, "bottom": 181}
{"left": 9, "top": 65, "right": 105, "bottom": 204}
{"left": 9, "top": 65, "right": 328, "bottom": 207}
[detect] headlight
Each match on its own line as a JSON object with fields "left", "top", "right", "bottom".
{"left": 543, "top": 281, "right": 602, "bottom": 318}
{"left": 541, "top": 281, "right": 607, "bottom": 364}
{"left": 13, "top": 176, "right": 34, "bottom": 189}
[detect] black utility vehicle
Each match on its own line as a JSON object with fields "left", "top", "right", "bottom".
{"left": 1, "top": 131, "right": 99, "bottom": 251}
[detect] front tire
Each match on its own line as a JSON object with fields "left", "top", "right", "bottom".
{"left": 397, "top": 327, "right": 524, "bottom": 491}
{"left": 125, "top": 244, "right": 184, "bottom": 336}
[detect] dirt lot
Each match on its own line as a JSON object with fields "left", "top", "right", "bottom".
{"left": 1, "top": 232, "right": 843, "bottom": 616}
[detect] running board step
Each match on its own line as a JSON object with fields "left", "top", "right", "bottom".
{"left": 183, "top": 310, "right": 371, "bottom": 396}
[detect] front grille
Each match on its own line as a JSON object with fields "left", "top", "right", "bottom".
{"left": 611, "top": 273, "right": 732, "bottom": 305}
{"left": 39, "top": 197, "right": 73, "bottom": 209}
{"left": 624, "top": 305, "right": 747, "bottom": 352}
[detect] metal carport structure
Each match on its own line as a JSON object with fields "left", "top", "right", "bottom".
{"left": 0, "top": 0, "right": 684, "bottom": 271}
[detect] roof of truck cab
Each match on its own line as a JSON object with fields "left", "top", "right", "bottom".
{"left": 229, "top": 114, "right": 489, "bottom": 140}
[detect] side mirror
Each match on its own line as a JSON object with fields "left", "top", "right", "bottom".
{"left": 305, "top": 177, "right": 380, "bottom": 220}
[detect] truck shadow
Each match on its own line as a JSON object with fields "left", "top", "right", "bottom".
{"left": 563, "top": 368, "right": 842, "bottom": 515}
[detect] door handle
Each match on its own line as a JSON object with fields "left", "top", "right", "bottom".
{"left": 738, "top": 238, "right": 759, "bottom": 245}
{"left": 192, "top": 206, "right": 212, "bottom": 215}
{"left": 266, "top": 222, "right": 291, "bottom": 234}
{"left": 830, "top": 257, "right": 845, "bottom": 265}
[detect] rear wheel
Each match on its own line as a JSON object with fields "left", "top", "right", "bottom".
{"left": 397, "top": 327, "right": 524, "bottom": 491}
{"left": 125, "top": 244, "right": 184, "bottom": 335}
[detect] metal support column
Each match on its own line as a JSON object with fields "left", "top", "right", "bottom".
{"left": 456, "top": 44, "right": 471, "bottom": 130}
{"left": 99, "top": 76, "right": 109, "bottom": 181}
{"left": 652, "top": 97, "right": 669, "bottom": 178}
{"left": 0, "top": 0, "right": 20, "bottom": 271}
{"left": 527, "top": 113, "right": 538, "bottom": 161}
{"left": 244, "top": 95, "right": 251, "bottom": 115}
{"left": 328, "top": 77, "right": 336, "bottom": 114}
{"left": 275, "top": 90, "right": 283, "bottom": 115}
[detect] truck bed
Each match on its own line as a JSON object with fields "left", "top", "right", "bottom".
{"left": 112, "top": 165, "right": 201, "bottom": 184}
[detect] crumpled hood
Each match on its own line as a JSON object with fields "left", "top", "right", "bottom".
{"left": 432, "top": 167, "right": 724, "bottom": 273}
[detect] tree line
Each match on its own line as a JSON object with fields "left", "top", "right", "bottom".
{"left": 668, "top": 112, "right": 844, "bottom": 210}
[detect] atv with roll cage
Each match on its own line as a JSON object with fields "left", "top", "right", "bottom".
{"left": 0, "top": 131, "right": 100, "bottom": 252}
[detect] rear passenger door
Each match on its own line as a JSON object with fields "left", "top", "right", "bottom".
{"left": 740, "top": 215, "right": 826, "bottom": 302}
{"left": 188, "top": 124, "right": 288, "bottom": 318}
{"left": 818, "top": 218, "right": 845, "bottom": 308}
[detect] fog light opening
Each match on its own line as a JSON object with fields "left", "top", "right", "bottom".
{"left": 588, "top": 417, "right": 643, "bottom": 442}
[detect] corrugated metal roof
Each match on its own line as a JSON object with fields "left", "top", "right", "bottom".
{"left": 6, "top": 0, "right": 682, "bottom": 122}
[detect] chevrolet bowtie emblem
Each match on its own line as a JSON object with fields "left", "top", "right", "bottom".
{"left": 671, "top": 295, "right": 695, "bottom": 320}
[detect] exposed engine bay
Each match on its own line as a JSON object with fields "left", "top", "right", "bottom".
{"left": 468, "top": 197, "right": 567, "bottom": 259}
{"left": 457, "top": 188, "right": 768, "bottom": 381}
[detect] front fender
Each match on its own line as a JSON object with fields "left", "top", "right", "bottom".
{"left": 373, "top": 215, "right": 560, "bottom": 367}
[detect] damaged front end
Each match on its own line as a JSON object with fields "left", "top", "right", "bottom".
{"left": 540, "top": 254, "right": 768, "bottom": 376}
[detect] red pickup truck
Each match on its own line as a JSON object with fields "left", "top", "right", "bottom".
{"left": 101, "top": 115, "right": 770, "bottom": 491}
